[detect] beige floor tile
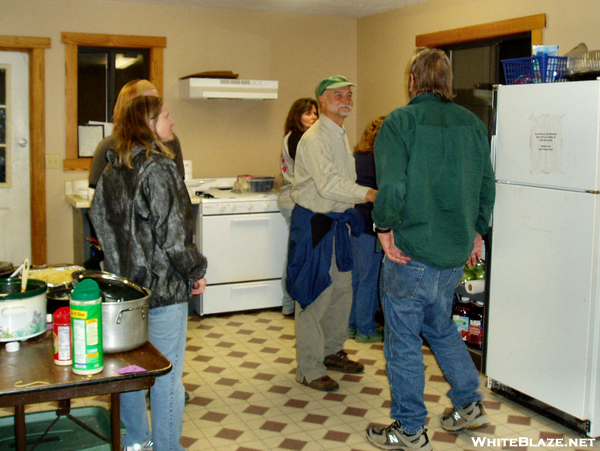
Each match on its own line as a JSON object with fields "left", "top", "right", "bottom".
{"left": 4, "top": 308, "right": 596, "bottom": 450}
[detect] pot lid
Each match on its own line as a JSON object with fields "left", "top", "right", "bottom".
{"left": 71, "top": 270, "right": 150, "bottom": 302}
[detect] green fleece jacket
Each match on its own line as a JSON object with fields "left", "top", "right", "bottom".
{"left": 372, "top": 93, "right": 495, "bottom": 270}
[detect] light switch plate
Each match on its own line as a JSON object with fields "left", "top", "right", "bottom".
{"left": 46, "top": 154, "right": 60, "bottom": 169}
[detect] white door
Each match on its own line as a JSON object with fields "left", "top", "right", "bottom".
{"left": 487, "top": 183, "right": 599, "bottom": 420}
{"left": 0, "top": 51, "right": 30, "bottom": 265}
{"left": 496, "top": 81, "right": 600, "bottom": 191}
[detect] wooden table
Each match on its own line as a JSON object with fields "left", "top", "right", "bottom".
{"left": 0, "top": 331, "right": 171, "bottom": 451}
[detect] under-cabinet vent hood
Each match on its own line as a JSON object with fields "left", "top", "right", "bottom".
{"left": 179, "top": 78, "right": 278, "bottom": 100}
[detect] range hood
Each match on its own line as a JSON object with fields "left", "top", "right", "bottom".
{"left": 179, "top": 78, "right": 278, "bottom": 100}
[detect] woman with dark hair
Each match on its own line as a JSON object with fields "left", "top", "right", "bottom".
{"left": 278, "top": 97, "right": 319, "bottom": 316}
{"left": 89, "top": 96, "right": 207, "bottom": 451}
{"left": 349, "top": 116, "right": 386, "bottom": 343}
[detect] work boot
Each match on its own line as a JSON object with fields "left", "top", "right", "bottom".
{"left": 301, "top": 375, "right": 339, "bottom": 392}
{"left": 324, "top": 350, "right": 364, "bottom": 373}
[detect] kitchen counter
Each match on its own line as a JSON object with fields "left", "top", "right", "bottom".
{"left": 65, "top": 178, "right": 281, "bottom": 267}
{"left": 66, "top": 193, "right": 202, "bottom": 208}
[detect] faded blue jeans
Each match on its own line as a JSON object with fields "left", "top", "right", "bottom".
{"left": 350, "top": 233, "right": 382, "bottom": 335}
{"left": 120, "top": 302, "right": 188, "bottom": 451}
{"left": 380, "top": 257, "right": 482, "bottom": 434}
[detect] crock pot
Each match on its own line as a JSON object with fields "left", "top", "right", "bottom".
{"left": 71, "top": 270, "right": 150, "bottom": 354}
{"left": 0, "top": 278, "right": 47, "bottom": 342}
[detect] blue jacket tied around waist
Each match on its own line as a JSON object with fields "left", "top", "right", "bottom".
{"left": 286, "top": 204, "right": 364, "bottom": 308}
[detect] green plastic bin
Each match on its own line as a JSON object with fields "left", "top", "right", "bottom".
{"left": 0, "top": 406, "right": 125, "bottom": 451}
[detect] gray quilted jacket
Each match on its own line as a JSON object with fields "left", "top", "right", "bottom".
{"left": 89, "top": 144, "right": 207, "bottom": 309}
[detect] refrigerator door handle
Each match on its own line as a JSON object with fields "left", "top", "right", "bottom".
{"left": 495, "top": 180, "right": 597, "bottom": 194}
{"left": 490, "top": 134, "right": 497, "bottom": 173}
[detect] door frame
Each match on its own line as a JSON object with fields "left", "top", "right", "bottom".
{"left": 416, "top": 14, "right": 545, "bottom": 48}
{"left": 0, "top": 36, "right": 51, "bottom": 265}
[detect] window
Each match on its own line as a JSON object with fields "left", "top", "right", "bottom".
{"left": 61, "top": 32, "right": 166, "bottom": 171}
{"left": 78, "top": 47, "right": 149, "bottom": 126}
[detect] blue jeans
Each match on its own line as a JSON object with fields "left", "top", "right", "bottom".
{"left": 280, "top": 207, "right": 295, "bottom": 315}
{"left": 350, "top": 233, "right": 382, "bottom": 335}
{"left": 380, "top": 257, "right": 482, "bottom": 434}
{"left": 120, "top": 302, "right": 188, "bottom": 451}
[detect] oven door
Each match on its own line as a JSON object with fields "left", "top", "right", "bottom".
{"left": 198, "top": 211, "right": 288, "bottom": 314}
{"left": 201, "top": 212, "right": 287, "bottom": 283}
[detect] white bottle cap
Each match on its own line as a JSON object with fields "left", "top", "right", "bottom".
{"left": 6, "top": 341, "right": 20, "bottom": 352}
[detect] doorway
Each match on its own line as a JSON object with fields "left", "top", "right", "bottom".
{"left": 0, "top": 36, "right": 51, "bottom": 265}
{"left": 441, "top": 34, "right": 532, "bottom": 138}
{"left": 0, "top": 51, "right": 30, "bottom": 264}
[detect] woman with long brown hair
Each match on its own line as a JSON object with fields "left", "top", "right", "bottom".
{"left": 90, "top": 96, "right": 207, "bottom": 451}
{"left": 88, "top": 79, "right": 185, "bottom": 188}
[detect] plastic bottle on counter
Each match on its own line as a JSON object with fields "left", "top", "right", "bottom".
{"left": 70, "top": 279, "right": 103, "bottom": 375}
{"left": 452, "top": 296, "right": 471, "bottom": 342}
{"left": 468, "top": 300, "right": 484, "bottom": 349}
{"left": 53, "top": 306, "right": 72, "bottom": 365}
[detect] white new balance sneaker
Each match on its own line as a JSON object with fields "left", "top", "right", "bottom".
{"left": 441, "top": 401, "right": 489, "bottom": 432}
{"left": 366, "top": 421, "right": 432, "bottom": 451}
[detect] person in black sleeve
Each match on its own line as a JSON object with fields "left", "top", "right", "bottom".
{"left": 277, "top": 98, "right": 319, "bottom": 316}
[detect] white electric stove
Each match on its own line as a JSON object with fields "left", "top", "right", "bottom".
{"left": 191, "top": 178, "right": 288, "bottom": 315}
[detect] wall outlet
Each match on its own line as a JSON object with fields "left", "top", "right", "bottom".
{"left": 46, "top": 154, "right": 61, "bottom": 169}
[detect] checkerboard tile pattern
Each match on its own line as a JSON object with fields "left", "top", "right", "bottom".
{"left": 2, "top": 308, "right": 599, "bottom": 451}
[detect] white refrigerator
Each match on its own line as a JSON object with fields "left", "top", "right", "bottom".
{"left": 487, "top": 80, "right": 600, "bottom": 437}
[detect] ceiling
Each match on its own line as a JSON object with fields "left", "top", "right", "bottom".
{"left": 108, "top": 0, "right": 428, "bottom": 18}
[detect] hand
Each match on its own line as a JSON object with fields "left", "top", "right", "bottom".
{"left": 365, "top": 189, "right": 377, "bottom": 203}
{"left": 191, "top": 278, "right": 207, "bottom": 295}
{"left": 378, "top": 230, "right": 411, "bottom": 264}
{"left": 467, "top": 233, "right": 483, "bottom": 268}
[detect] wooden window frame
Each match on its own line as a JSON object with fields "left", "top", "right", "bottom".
{"left": 61, "top": 32, "right": 166, "bottom": 171}
{"left": 416, "top": 14, "right": 545, "bottom": 49}
{"left": 0, "top": 35, "right": 51, "bottom": 264}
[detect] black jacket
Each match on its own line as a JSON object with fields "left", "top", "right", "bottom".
{"left": 89, "top": 144, "right": 207, "bottom": 308}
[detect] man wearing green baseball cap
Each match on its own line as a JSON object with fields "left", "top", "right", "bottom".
{"left": 286, "top": 75, "right": 377, "bottom": 392}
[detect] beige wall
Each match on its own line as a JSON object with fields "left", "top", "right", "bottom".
{"left": 1, "top": 0, "right": 357, "bottom": 263}
{"left": 3, "top": 0, "right": 598, "bottom": 264}
{"left": 356, "top": 0, "right": 600, "bottom": 131}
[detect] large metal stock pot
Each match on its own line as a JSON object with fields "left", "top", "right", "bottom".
{"left": 71, "top": 270, "right": 150, "bottom": 353}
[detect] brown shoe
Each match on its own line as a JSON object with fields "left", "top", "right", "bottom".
{"left": 324, "top": 350, "right": 364, "bottom": 373}
{"left": 301, "top": 375, "right": 339, "bottom": 392}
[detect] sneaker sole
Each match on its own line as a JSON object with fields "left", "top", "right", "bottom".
{"left": 442, "top": 418, "right": 490, "bottom": 433}
{"left": 365, "top": 430, "right": 432, "bottom": 451}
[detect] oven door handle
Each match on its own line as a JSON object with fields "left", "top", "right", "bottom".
{"left": 230, "top": 216, "right": 272, "bottom": 223}
{"left": 231, "top": 282, "right": 270, "bottom": 290}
